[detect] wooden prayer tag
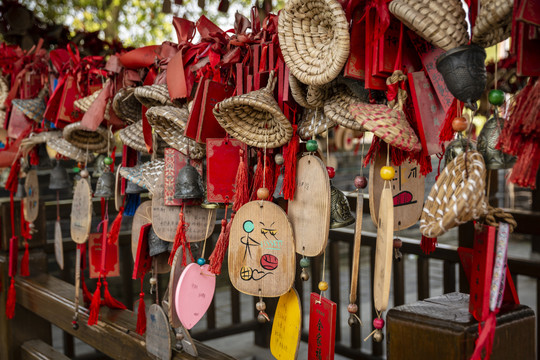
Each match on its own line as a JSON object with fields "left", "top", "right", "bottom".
{"left": 373, "top": 186, "right": 394, "bottom": 312}
{"left": 88, "top": 233, "right": 120, "bottom": 278}
{"left": 174, "top": 263, "right": 216, "bottom": 330}
{"left": 146, "top": 304, "right": 173, "bottom": 360}
{"left": 308, "top": 293, "right": 337, "bottom": 360}
{"left": 54, "top": 220, "right": 64, "bottom": 270}
{"left": 229, "top": 200, "right": 295, "bottom": 297}
{"left": 288, "top": 155, "right": 330, "bottom": 257}
{"left": 205, "top": 138, "right": 246, "bottom": 203}
{"left": 23, "top": 169, "right": 39, "bottom": 223}
{"left": 270, "top": 288, "right": 302, "bottom": 360}
{"left": 114, "top": 166, "right": 124, "bottom": 212}
{"left": 152, "top": 173, "right": 181, "bottom": 242}
{"left": 184, "top": 206, "right": 217, "bottom": 242}
{"left": 70, "top": 178, "right": 93, "bottom": 244}
{"left": 369, "top": 155, "right": 424, "bottom": 231}
{"left": 168, "top": 247, "right": 192, "bottom": 328}
{"left": 131, "top": 201, "right": 152, "bottom": 260}
{"left": 154, "top": 252, "right": 172, "bottom": 274}
{"left": 133, "top": 223, "right": 152, "bottom": 280}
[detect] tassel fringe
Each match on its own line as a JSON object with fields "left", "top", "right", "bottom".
{"left": 20, "top": 242, "right": 29, "bottom": 277}
{"left": 208, "top": 216, "right": 232, "bottom": 275}
{"left": 101, "top": 279, "right": 126, "bottom": 309}
{"left": 87, "top": 278, "right": 102, "bottom": 326}
{"left": 421, "top": 235, "right": 437, "bottom": 254}
{"left": 108, "top": 207, "right": 124, "bottom": 245}
{"left": 136, "top": 278, "right": 146, "bottom": 335}
{"left": 283, "top": 125, "right": 299, "bottom": 200}
{"left": 6, "top": 277, "right": 16, "bottom": 319}
{"left": 233, "top": 150, "right": 249, "bottom": 213}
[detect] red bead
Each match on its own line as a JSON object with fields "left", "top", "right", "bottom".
{"left": 373, "top": 318, "right": 385, "bottom": 329}
{"left": 452, "top": 117, "right": 468, "bottom": 132}
{"left": 327, "top": 167, "right": 335, "bottom": 179}
{"left": 347, "top": 303, "right": 358, "bottom": 313}
{"left": 354, "top": 176, "right": 367, "bottom": 189}
{"left": 393, "top": 238, "right": 402, "bottom": 248}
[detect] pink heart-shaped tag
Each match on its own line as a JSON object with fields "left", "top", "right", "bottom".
{"left": 175, "top": 263, "right": 216, "bottom": 329}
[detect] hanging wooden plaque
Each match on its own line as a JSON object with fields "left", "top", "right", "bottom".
{"left": 373, "top": 187, "right": 394, "bottom": 312}
{"left": 152, "top": 173, "right": 181, "bottom": 242}
{"left": 229, "top": 200, "right": 295, "bottom": 297}
{"left": 308, "top": 293, "right": 337, "bottom": 360}
{"left": 114, "top": 166, "right": 124, "bottom": 212}
{"left": 146, "top": 304, "right": 172, "bottom": 360}
{"left": 54, "top": 220, "right": 64, "bottom": 270}
{"left": 369, "top": 154, "right": 424, "bottom": 231}
{"left": 131, "top": 201, "right": 152, "bottom": 260}
{"left": 168, "top": 247, "right": 192, "bottom": 328}
{"left": 154, "top": 252, "right": 172, "bottom": 274}
{"left": 270, "top": 288, "right": 302, "bottom": 360}
{"left": 23, "top": 169, "right": 39, "bottom": 223}
{"left": 184, "top": 206, "right": 216, "bottom": 242}
{"left": 70, "top": 178, "right": 93, "bottom": 244}
{"left": 288, "top": 155, "right": 330, "bottom": 257}
{"left": 88, "top": 232, "right": 120, "bottom": 279}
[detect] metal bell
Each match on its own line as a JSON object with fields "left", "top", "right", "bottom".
{"left": 15, "top": 177, "right": 26, "bottom": 199}
{"left": 443, "top": 137, "right": 476, "bottom": 168}
{"left": 37, "top": 143, "right": 53, "bottom": 169}
{"left": 436, "top": 45, "right": 487, "bottom": 109}
{"left": 94, "top": 168, "right": 115, "bottom": 198}
{"left": 174, "top": 159, "right": 204, "bottom": 200}
{"left": 148, "top": 227, "right": 169, "bottom": 257}
{"left": 49, "top": 161, "right": 72, "bottom": 191}
{"left": 329, "top": 182, "right": 355, "bottom": 229}
{"left": 92, "top": 155, "right": 107, "bottom": 178}
{"left": 273, "top": 172, "right": 284, "bottom": 199}
{"left": 126, "top": 180, "right": 147, "bottom": 194}
{"left": 477, "top": 117, "right": 516, "bottom": 170}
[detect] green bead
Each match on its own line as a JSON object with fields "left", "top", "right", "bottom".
{"left": 306, "top": 140, "right": 318, "bottom": 152}
{"left": 72, "top": 167, "right": 81, "bottom": 173}
{"left": 197, "top": 258, "right": 206, "bottom": 265}
{"left": 103, "top": 156, "right": 114, "bottom": 165}
{"left": 299, "top": 258, "right": 310, "bottom": 268}
{"left": 488, "top": 89, "right": 505, "bottom": 106}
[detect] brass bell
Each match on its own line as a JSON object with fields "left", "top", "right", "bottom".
{"left": 443, "top": 137, "right": 476, "bottom": 168}
{"left": 94, "top": 168, "right": 115, "bottom": 198}
{"left": 49, "top": 161, "right": 72, "bottom": 191}
{"left": 15, "top": 177, "right": 26, "bottom": 199}
{"left": 126, "top": 180, "right": 147, "bottom": 194}
{"left": 329, "top": 182, "right": 355, "bottom": 229}
{"left": 92, "top": 155, "right": 107, "bottom": 178}
{"left": 174, "top": 159, "right": 204, "bottom": 200}
{"left": 148, "top": 227, "right": 169, "bottom": 256}
{"left": 477, "top": 117, "right": 515, "bottom": 170}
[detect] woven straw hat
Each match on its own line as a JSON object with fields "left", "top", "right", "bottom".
{"left": 74, "top": 89, "right": 111, "bottom": 120}
{"left": 213, "top": 71, "right": 292, "bottom": 148}
{"left": 63, "top": 122, "right": 113, "bottom": 153}
{"left": 118, "top": 120, "right": 166, "bottom": 155}
{"left": 145, "top": 106, "right": 206, "bottom": 159}
{"left": 112, "top": 87, "right": 141, "bottom": 124}
{"left": 349, "top": 71, "right": 421, "bottom": 152}
{"left": 12, "top": 87, "right": 48, "bottom": 122}
{"left": 420, "top": 151, "right": 488, "bottom": 238}
{"left": 289, "top": 74, "right": 334, "bottom": 109}
{"left": 389, "top": 0, "right": 469, "bottom": 51}
{"left": 134, "top": 83, "right": 177, "bottom": 108}
{"left": 471, "top": 0, "right": 513, "bottom": 48}
{"left": 278, "top": 0, "right": 350, "bottom": 86}
{"left": 324, "top": 85, "right": 368, "bottom": 131}
{"left": 298, "top": 108, "right": 336, "bottom": 140}
{"left": 119, "top": 159, "right": 165, "bottom": 194}
{"left": 47, "top": 136, "right": 96, "bottom": 163}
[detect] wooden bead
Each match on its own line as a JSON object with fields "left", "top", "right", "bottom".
{"left": 149, "top": 277, "right": 157, "bottom": 285}
{"left": 380, "top": 166, "right": 395, "bottom": 181}
{"left": 256, "top": 301, "right": 266, "bottom": 311}
{"left": 299, "top": 258, "right": 310, "bottom": 268}
{"left": 347, "top": 303, "right": 358, "bottom": 313}
{"left": 393, "top": 238, "right": 402, "bottom": 248}
{"left": 452, "top": 117, "right": 468, "bottom": 132}
{"left": 488, "top": 89, "right": 504, "bottom": 106}
{"left": 354, "top": 175, "right": 367, "bottom": 189}
{"left": 373, "top": 317, "right": 385, "bottom": 329}
{"left": 257, "top": 187, "right": 269, "bottom": 200}
{"left": 274, "top": 153, "right": 284, "bottom": 165}
{"left": 80, "top": 169, "right": 89, "bottom": 178}
{"left": 318, "top": 281, "right": 329, "bottom": 292}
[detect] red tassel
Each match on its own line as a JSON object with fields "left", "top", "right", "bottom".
{"left": 5, "top": 277, "right": 16, "bottom": 319}
{"left": 208, "top": 215, "right": 232, "bottom": 275}
{"left": 233, "top": 150, "right": 249, "bottom": 213}
{"left": 87, "top": 278, "right": 102, "bottom": 326}
{"left": 20, "top": 242, "right": 29, "bottom": 277}
{"left": 283, "top": 125, "right": 299, "bottom": 200}
{"left": 136, "top": 279, "right": 146, "bottom": 335}
{"left": 107, "top": 207, "right": 124, "bottom": 245}
{"left": 5, "top": 160, "right": 20, "bottom": 193}
{"left": 81, "top": 272, "right": 93, "bottom": 305}
{"left": 101, "top": 279, "right": 126, "bottom": 309}
{"left": 251, "top": 150, "right": 263, "bottom": 200}
{"left": 421, "top": 235, "right": 437, "bottom": 254}
{"left": 471, "top": 312, "right": 497, "bottom": 360}
{"left": 169, "top": 208, "right": 193, "bottom": 266}
{"left": 439, "top": 98, "right": 458, "bottom": 143}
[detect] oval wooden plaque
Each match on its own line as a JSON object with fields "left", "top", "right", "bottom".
{"left": 70, "top": 178, "right": 93, "bottom": 244}
{"left": 23, "top": 170, "right": 39, "bottom": 223}
{"left": 54, "top": 220, "right": 64, "bottom": 270}
{"left": 131, "top": 201, "right": 152, "bottom": 260}
{"left": 270, "top": 288, "right": 302, "bottom": 360}
{"left": 373, "top": 187, "right": 394, "bottom": 312}
{"left": 369, "top": 154, "right": 424, "bottom": 231}
{"left": 184, "top": 206, "right": 217, "bottom": 243}
{"left": 168, "top": 247, "right": 191, "bottom": 328}
{"left": 229, "top": 200, "right": 295, "bottom": 297}
{"left": 288, "top": 155, "right": 330, "bottom": 257}
{"left": 146, "top": 304, "right": 172, "bottom": 360}
{"left": 114, "top": 166, "right": 124, "bottom": 212}
{"left": 152, "top": 173, "right": 180, "bottom": 242}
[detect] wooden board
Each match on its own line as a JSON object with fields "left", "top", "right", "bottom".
{"left": 154, "top": 252, "right": 171, "bottom": 274}
{"left": 184, "top": 207, "right": 217, "bottom": 243}
{"left": 373, "top": 187, "right": 394, "bottom": 312}
{"left": 114, "top": 166, "right": 124, "bottom": 212}
{"left": 229, "top": 200, "right": 296, "bottom": 297}
{"left": 54, "top": 220, "right": 64, "bottom": 270}
{"left": 152, "top": 173, "right": 181, "bottom": 242}
{"left": 288, "top": 155, "right": 330, "bottom": 257}
{"left": 131, "top": 201, "right": 152, "bottom": 260}
{"left": 146, "top": 304, "right": 172, "bottom": 360}
{"left": 70, "top": 178, "right": 93, "bottom": 244}
{"left": 270, "top": 288, "right": 301, "bottom": 360}
{"left": 168, "top": 247, "right": 191, "bottom": 328}
{"left": 23, "top": 169, "right": 39, "bottom": 223}
{"left": 308, "top": 293, "right": 337, "bottom": 360}
{"left": 369, "top": 154, "right": 424, "bottom": 231}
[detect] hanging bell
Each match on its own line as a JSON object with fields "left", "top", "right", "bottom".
{"left": 443, "top": 137, "right": 476, "bottom": 168}
{"left": 94, "top": 168, "right": 115, "bottom": 198}
{"left": 273, "top": 171, "right": 284, "bottom": 199}
{"left": 174, "top": 159, "right": 204, "bottom": 200}
{"left": 126, "top": 180, "right": 147, "bottom": 194}
{"left": 477, "top": 117, "right": 516, "bottom": 170}
{"left": 148, "top": 227, "right": 170, "bottom": 256}
{"left": 49, "top": 161, "right": 72, "bottom": 191}
{"left": 92, "top": 154, "right": 107, "bottom": 178}
{"left": 37, "top": 143, "right": 53, "bottom": 169}
{"left": 15, "top": 177, "right": 26, "bottom": 199}
{"left": 329, "top": 182, "right": 355, "bottom": 229}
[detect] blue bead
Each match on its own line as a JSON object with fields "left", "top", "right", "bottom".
{"left": 197, "top": 258, "right": 206, "bottom": 265}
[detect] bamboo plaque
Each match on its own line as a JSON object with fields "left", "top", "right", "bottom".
{"left": 70, "top": 178, "right": 92, "bottom": 244}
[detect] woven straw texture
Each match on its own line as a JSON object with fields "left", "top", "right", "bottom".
{"left": 278, "top": 0, "right": 350, "bottom": 85}
{"left": 134, "top": 83, "right": 175, "bottom": 108}
{"left": 112, "top": 87, "right": 141, "bottom": 124}
{"left": 63, "top": 122, "right": 113, "bottom": 153}
{"left": 74, "top": 89, "right": 111, "bottom": 120}
{"left": 420, "top": 151, "right": 488, "bottom": 238}
{"left": 0, "top": 75, "right": 9, "bottom": 110}
{"left": 389, "top": 0, "right": 469, "bottom": 51}
{"left": 324, "top": 85, "right": 368, "bottom": 131}
{"left": 47, "top": 137, "right": 96, "bottom": 163}
{"left": 471, "top": 0, "right": 513, "bottom": 48}
{"left": 119, "top": 159, "right": 165, "bottom": 194}
{"left": 289, "top": 74, "right": 334, "bottom": 109}
{"left": 298, "top": 107, "right": 336, "bottom": 140}
{"left": 145, "top": 106, "right": 206, "bottom": 159}
{"left": 118, "top": 120, "right": 166, "bottom": 155}
{"left": 349, "top": 71, "right": 421, "bottom": 152}
{"left": 11, "top": 87, "right": 48, "bottom": 122}
{"left": 213, "top": 71, "right": 292, "bottom": 148}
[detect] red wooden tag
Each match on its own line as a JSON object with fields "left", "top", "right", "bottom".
{"left": 9, "top": 236, "right": 18, "bottom": 277}
{"left": 373, "top": 17, "right": 400, "bottom": 77}
{"left": 517, "top": 0, "right": 540, "bottom": 26}
{"left": 133, "top": 223, "right": 152, "bottom": 279}
{"left": 22, "top": 72, "right": 42, "bottom": 99}
{"left": 163, "top": 148, "right": 203, "bottom": 206}
{"left": 236, "top": 64, "right": 244, "bottom": 95}
{"left": 365, "top": 10, "right": 388, "bottom": 90}
{"left": 308, "top": 293, "right": 336, "bottom": 360}
{"left": 206, "top": 138, "right": 247, "bottom": 203}
{"left": 517, "top": 23, "right": 540, "bottom": 76}
{"left": 184, "top": 81, "right": 203, "bottom": 141}
{"left": 469, "top": 224, "right": 496, "bottom": 321}
{"left": 88, "top": 233, "right": 120, "bottom": 279}
{"left": 56, "top": 74, "right": 82, "bottom": 125}
{"left": 344, "top": 8, "right": 366, "bottom": 80}
{"left": 195, "top": 80, "right": 234, "bottom": 143}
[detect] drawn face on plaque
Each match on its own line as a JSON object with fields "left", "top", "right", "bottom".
{"left": 229, "top": 201, "right": 295, "bottom": 298}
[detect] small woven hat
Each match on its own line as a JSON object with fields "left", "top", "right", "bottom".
{"left": 389, "top": 0, "right": 469, "bottom": 51}
{"left": 298, "top": 107, "right": 336, "bottom": 140}
{"left": 289, "top": 74, "right": 334, "bottom": 109}
{"left": 12, "top": 87, "right": 48, "bottom": 122}
{"left": 420, "top": 151, "right": 488, "bottom": 238}
{"left": 63, "top": 122, "right": 113, "bottom": 153}
{"left": 134, "top": 83, "right": 176, "bottom": 108}
{"left": 47, "top": 136, "right": 96, "bottom": 163}
{"left": 74, "top": 89, "right": 111, "bottom": 120}
{"left": 213, "top": 71, "right": 293, "bottom": 148}
{"left": 324, "top": 85, "right": 368, "bottom": 131}
{"left": 119, "top": 159, "right": 165, "bottom": 194}
{"left": 471, "top": 0, "right": 513, "bottom": 48}
{"left": 112, "top": 87, "right": 141, "bottom": 124}
{"left": 278, "top": 0, "right": 350, "bottom": 86}
{"left": 118, "top": 120, "right": 166, "bottom": 155}
{"left": 145, "top": 106, "right": 206, "bottom": 159}
{"left": 349, "top": 71, "right": 422, "bottom": 152}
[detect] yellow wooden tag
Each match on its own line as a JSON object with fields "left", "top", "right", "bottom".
{"left": 270, "top": 288, "right": 302, "bottom": 360}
